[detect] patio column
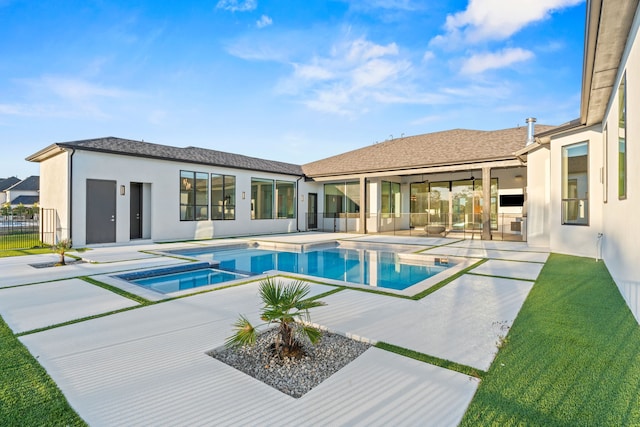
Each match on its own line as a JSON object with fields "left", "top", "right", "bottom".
{"left": 482, "top": 166, "right": 492, "bottom": 240}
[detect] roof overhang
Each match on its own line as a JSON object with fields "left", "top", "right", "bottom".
{"left": 25, "top": 144, "right": 68, "bottom": 163}
{"left": 581, "top": 0, "right": 639, "bottom": 126}
{"left": 309, "top": 159, "right": 523, "bottom": 182}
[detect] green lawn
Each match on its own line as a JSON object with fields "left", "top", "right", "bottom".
{"left": 461, "top": 254, "right": 640, "bottom": 426}
{"left": 0, "top": 316, "right": 85, "bottom": 426}
{"left": 0, "top": 233, "right": 42, "bottom": 252}
{"left": 0, "top": 248, "right": 52, "bottom": 257}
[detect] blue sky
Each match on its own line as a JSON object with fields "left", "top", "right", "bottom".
{"left": 1, "top": 0, "right": 586, "bottom": 179}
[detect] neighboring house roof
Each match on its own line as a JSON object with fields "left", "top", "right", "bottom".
{"left": 581, "top": 0, "right": 639, "bottom": 126}
{"left": 302, "top": 125, "right": 557, "bottom": 178}
{"left": 10, "top": 195, "right": 39, "bottom": 205}
{"left": 0, "top": 176, "right": 20, "bottom": 191}
{"left": 26, "top": 137, "right": 303, "bottom": 176}
{"left": 7, "top": 175, "right": 39, "bottom": 192}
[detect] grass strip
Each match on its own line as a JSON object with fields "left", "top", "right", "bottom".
{"left": 461, "top": 254, "right": 640, "bottom": 426}
{"left": 0, "top": 248, "right": 53, "bottom": 257}
{"left": 0, "top": 315, "right": 86, "bottom": 426}
{"left": 376, "top": 341, "right": 486, "bottom": 379}
{"left": 16, "top": 304, "right": 145, "bottom": 337}
{"left": 411, "top": 258, "right": 488, "bottom": 300}
{"left": 466, "top": 272, "right": 536, "bottom": 282}
{"left": 79, "top": 276, "right": 152, "bottom": 305}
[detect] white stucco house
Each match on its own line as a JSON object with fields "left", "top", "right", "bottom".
{"left": 25, "top": 0, "right": 640, "bottom": 323}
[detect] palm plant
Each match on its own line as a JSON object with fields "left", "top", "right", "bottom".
{"left": 225, "top": 277, "right": 326, "bottom": 358}
{"left": 52, "top": 238, "right": 72, "bottom": 266}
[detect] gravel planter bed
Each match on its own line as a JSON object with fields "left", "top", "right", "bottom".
{"left": 208, "top": 329, "right": 371, "bottom": 398}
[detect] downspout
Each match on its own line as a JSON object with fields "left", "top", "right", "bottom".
{"left": 68, "top": 148, "right": 74, "bottom": 243}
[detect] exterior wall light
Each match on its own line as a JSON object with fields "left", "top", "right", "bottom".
{"left": 120, "top": 185, "right": 126, "bottom": 196}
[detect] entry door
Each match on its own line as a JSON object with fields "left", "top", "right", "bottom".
{"left": 86, "top": 179, "right": 116, "bottom": 244}
{"left": 130, "top": 182, "right": 142, "bottom": 239}
{"left": 308, "top": 193, "right": 318, "bottom": 229}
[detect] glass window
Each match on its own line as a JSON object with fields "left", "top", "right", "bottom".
{"left": 180, "top": 171, "right": 208, "bottom": 221}
{"left": 276, "top": 181, "right": 295, "bottom": 219}
{"left": 195, "top": 173, "right": 208, "bottom": 220}
{"left": 562, "top": 142, "right": 589, "bottom": 225}
{"left": 603, "top": 124, "right": 608, "bottom": 203}
{"left": 251, "top": 178, "right": 273, "bottom": 219}
{"left": 381, "top": 181, "right": 401, "bottom": 218}
{"left": 409, "top": 182, "right": 429, "bottom": 227}
{"left": 345, "top": 182, "right": 360, "bottom": 216}
{"left": 618, "top": 72, "right": 627, "bottom": 199}
{"left": 324, "top": 182, "right": 360, "bottom": 217}
{"left": 211, "top": 174, "right": 235, "bottom": 220}
{"left": 428, "top": 181, "right": 450, "bottom": 228}
{"left": 180, "top": 171, "right": 195, "bottom": 221}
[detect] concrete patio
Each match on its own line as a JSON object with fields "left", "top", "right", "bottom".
{"left": 1, "top": 233, "right": 549, "bottom": 426}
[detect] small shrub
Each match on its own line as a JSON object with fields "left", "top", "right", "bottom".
{"left": 51, "top": 238, "right": 72, "bottom": 266}
{"left": 225, "top": 277, "right": 326, "bottom": 359}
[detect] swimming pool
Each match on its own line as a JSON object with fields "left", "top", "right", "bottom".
{"left": 117, "top": 262, "right": 248, "bottom": 294}
{"left": 163, "top": 244, "right": 450, "bottom": 291}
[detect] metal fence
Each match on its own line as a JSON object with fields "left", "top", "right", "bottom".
{"left": 306, "top": 212, "right": 526, "bottom": 241}
{"left": 0, "top": 208, "right": 56, "bottom": 250}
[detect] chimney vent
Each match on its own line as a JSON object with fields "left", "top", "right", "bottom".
{"left": 526, "top": 117, "right": 537, "bottom": 145}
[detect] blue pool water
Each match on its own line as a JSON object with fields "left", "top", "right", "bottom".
{"left": 117, "top": 262, "right": 247, "bottom": 294}
{"left": 131, "top": 268, "right": 243, "bottom": 294}
{"left": 163, "top": 245, "right": 449, "bottom": 291}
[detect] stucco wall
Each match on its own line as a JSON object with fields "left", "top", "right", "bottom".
{"left": 39, "top": 151, "right": 70, "bottom": 241}
{"left": 526, "top": 147, "right": 551, "bottom": 247}
{"left": 548, "top": 125, "right": 603, "bottom": 258}
{"left": 600, "top": 9, "right": 640, "bottom": 323}
{"left": 65, "top": 150, "right": 310, "bottom": 246}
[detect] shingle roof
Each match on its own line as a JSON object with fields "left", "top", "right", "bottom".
{"left": 7, "top": 175, "right": 39, "bottom": 192}
{"left": 302, "top": 125, "right": 557, "bottom": 177}
{"left": 10, "top": 195, "right": 39, "bottom": 205}
{"left": 0, "top": 177, "right": 20, "bottom": 191}
{"left": 33, "top": 137, "right": 304, "bottom": 176}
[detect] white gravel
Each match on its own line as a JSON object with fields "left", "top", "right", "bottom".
{"left": 208, "top": 329, "right": 371, "bottom": 398}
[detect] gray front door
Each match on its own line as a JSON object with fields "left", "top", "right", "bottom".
{"left": 130, "top": 182, "right": 142, "bottom": 239}
{"left": 308, "top": 193, "right": 318, "bottom": 229}
{"left": 86, "top": 179, "right": 116, "bottom": 244}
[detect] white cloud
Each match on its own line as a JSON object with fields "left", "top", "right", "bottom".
{"left": 345, "top": 38, "right": 399, "bottom": 61}
{"left": 342, "top": 0, "right": 420, "bottom": 12}
{"left": 460, "top": 47, "right": 534, "bottom": 74}
{"left": 216, "top": 0, "right": 257, "bottom": 12}
{"left": 256, "top": 15, "right": 273, "bottom": 28}
{"left": 433, "top": 0, "right": 583, "bottom": 45}
{"left": 2, "top": 76, "right": 137, "bottom": 119}
{"left": 278, "top": 36, "right": 412, "bottom": 115}
{"left": 37, "top": 76, "right": 132, "bottom": 101}
{"left": 422, "top": 51, "right": 435, "bottom": 62}
{"left": 293, "top": 63, "right": 334, "bottom": 81}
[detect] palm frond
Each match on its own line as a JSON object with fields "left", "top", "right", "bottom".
{"left": 224, "top": 314, "right": 257, "bottom": 348}
{"left": 299, "top": 324, "right": 323, "bottom": 344}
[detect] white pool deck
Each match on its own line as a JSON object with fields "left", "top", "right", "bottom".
{"left": 1, "top": 233, "right": 550, "bottom": 426}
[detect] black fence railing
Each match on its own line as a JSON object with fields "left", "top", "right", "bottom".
{"left": 306, "top": 211, "right": 526, "bottom": 241}
{"left": 0, "top": 208, "right": 56, "bottom": 250}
